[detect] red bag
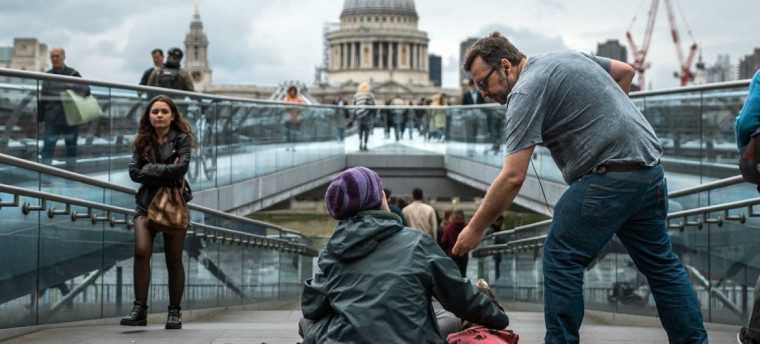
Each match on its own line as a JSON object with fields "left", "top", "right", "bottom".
{"left": 447, "top": 326, "right": 519, "bottom": 344}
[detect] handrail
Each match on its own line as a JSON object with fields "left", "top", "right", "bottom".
{"left": 475, "top": 196, "right": 760, "bottom": 256}
{"left": 0, "top": 183, "right": 316, "bottom": 255}
{"left": 490, "top": 219, "right": 552, "bottom": 239}
{"left": 0, "top": 67, "right": 503, "bottom": 111}
{"left": 668, "top": 175, "right": 745, "bottom": 198}
{"left": 2, "top": 67, "right": 748, "bottom": 107}
{"left": 0, "top": 67, "right": 335, "bottom": 109}
{"left": 0, "top": 68, "right": 504, "bottom": 110}
{"left": 0, "top": 152, "right": 306, "bottom": 239}
{"left": 487, "top": 175, "right": 749, "bottom": 240}
{"left": 630, "top": 79, "right": 750, "bottom": 97}
{"left": 667, "top": 197, "right": 760, "bottom": 219}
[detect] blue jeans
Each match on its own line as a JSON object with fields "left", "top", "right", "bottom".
{"left": 543, "top": 165, "right": 707, "bottom": 344}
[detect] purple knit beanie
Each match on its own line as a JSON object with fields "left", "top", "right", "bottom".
{"left": 325, "top": 166, "right": 384, "bottom": 220}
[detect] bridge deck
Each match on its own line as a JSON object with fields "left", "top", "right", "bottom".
{"left": 4, "top": 307, "right": 739, "bottom": 343}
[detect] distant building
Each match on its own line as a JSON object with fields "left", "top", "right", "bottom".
{"left": 739, "top": 48, "right": 760, "bottom": 79}
{"left": 459, "top": 37, "right": 478, "bottom": 85}
{"left": 0, "top": 38, "right": 48, "bottom": 72}
{"left": 183, "top": 1, "right": 458, "bottom": 104}
{"left": 596, "top": 39, "right": 627, "bottom": 62}
{"left": 184, "top": 3, "right": 213, "bottom": 91}
{"left": 704, "top": 54, "right": 736, "bottom": 83}
{"left": 310, "top": 0, "right": 457, "bottom": 104}
{"left": 428, "top": 54, "right": 442, "bottom": 87}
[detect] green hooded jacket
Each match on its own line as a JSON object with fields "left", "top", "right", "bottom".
{"left": 301, "top": 210, "right": 508, "bottom": 343}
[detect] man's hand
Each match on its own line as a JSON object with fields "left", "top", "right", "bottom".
{"left": 452, "top": 224, "right": 485, "bottom": 256}
{"left": 450, "top": 147, "right": 535, "bottom": 256}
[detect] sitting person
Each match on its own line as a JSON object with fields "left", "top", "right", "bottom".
{"left": 440, "top": 209, "right": 469, "bottom": 277}
{"left": 300, "top": 166, "right": 508, "bottom": 343}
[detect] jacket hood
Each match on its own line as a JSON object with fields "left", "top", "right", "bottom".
{"left": 325, "top": 210, "right": 404, "bottom": 262}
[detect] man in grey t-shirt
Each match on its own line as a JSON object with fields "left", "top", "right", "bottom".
{"left": 451, "top": 32, "right": 707, "bottom": 343}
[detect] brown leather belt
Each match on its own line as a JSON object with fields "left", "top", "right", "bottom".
{"left": 591, "top": 163, "right": 650, "bottom": 174}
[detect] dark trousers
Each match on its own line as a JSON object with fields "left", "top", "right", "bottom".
{"left": 41, "top": 124, "right": 79, "bottom": 165}
{"left": 493, "top": 253, "right": 502, "bottom": 279}
{"left": 742, "top": 277, "right": 760, "bottom": 342}
{"left": 359, "top": 124, "right": 370, "bottom": 149}
{"left": 132, "top": 216, "right": 187, "bottom": 308}
{"left": 542, "top": 165, "right": 707, "bottom": 344}
{"left": 285, "top": 122, "right": 300, "bottom": 144}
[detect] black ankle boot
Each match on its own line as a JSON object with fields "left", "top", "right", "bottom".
{"left": 165, "top": 306, "right": 182, "bottom": 330}
{"left": 120, "top": 302, "right": 147, "bottom": 326}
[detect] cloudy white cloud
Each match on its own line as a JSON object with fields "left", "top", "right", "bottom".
{"left": 0, "top": 0, "right": 757, "bottom": 90}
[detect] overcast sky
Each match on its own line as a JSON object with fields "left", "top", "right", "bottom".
{"left": 1, "top": 0, "right": 757, "bottom": 90}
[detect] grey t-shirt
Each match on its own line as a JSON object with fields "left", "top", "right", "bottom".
{"left": 504, "top": 51, "right": 662, "bottom": 184}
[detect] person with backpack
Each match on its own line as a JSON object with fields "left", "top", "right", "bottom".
{"left": 353, "top": 82, "right": 376, "bottom": 151}
{"left": 735, "top": 69, "right": 760, "bottom": 344}
{"left": 146, "top": 47, "right": 194, "bottom": 92}
{"left": 299, "top": 167, "right": 508, "bottom": 343}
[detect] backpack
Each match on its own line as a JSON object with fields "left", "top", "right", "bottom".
{"left": 740, "top": 128, "right": 760, "bottom": 191}
{"left": 447, "top": 326, "right": 519, "bottom": 344}
{"left": 155, "top": 67, "right": 182, "bottom": 90}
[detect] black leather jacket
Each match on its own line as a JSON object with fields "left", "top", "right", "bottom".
{"left": 128, "top": 129, "right": 193, "bottom": 215}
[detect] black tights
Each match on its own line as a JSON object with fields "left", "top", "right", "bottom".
{"left": 133, "top": 216, "right": 186, "bottom": 308}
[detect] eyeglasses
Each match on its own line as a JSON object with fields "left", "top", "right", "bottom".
{"left": 476, "top": 66, "right": 497, "bottom": 93}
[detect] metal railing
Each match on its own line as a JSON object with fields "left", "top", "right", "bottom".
{"left": 474, "top": 195, "right": 760, "bottom": 257}
{"left": 629, "top": 79, "right": 751, "bottom": 97}
{"left": 485, "top": 173, "right": 748, "bottom": 241}
{"left": 0, "top": 183, "right": 316, "bottom": 255}
{"left": 0, "top": 152, "right": 307, "bottom": 240}
{"left": 0, "top": 68, "right": 334, "bottom": 108}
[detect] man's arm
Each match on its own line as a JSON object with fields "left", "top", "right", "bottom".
{"left": 607, "top": 59, "right": 635, "bottom": 94}
{"left": 586, "top": 53, "right": 635, "bottom": 94}
{"left": 451, "top": 146, "right": 534, "bottom": 256}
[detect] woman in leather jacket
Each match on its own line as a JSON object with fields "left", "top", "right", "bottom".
{"left": 121, "top": 95, "right": 193, "bottom": 330}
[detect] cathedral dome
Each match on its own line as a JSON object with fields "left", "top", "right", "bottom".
{"left": 340, "top": 0, "right": 417, "bottom": 18}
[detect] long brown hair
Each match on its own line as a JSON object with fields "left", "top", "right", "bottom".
{"left": 133, "top": 95, "right": 194, "bottom": 160}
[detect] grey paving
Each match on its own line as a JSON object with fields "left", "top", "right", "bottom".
{"left": 4, "top": 308, "right": 739, "bottom": 343}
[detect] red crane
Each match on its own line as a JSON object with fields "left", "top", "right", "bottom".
{"left": 626, "top": 0, "right": 659, "bottom": 90}
{"left": 663, "top": 0, "right": 699, "bottom": 86}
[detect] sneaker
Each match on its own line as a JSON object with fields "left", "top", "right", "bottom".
{"left": 165, "top": 307, "right": 182, "bottom": 330}
{"left": 120, "top": 302, "right": 147, "bottom": 326}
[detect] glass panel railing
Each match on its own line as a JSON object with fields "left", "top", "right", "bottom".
{"left": 0, "top": 182, "right": 316, "bottom": 329}
{"left": 0, "top": 69, "right": 344, "bottom": 199}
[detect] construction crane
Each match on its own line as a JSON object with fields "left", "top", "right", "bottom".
{"left": 663, "top": 0, "right": 699, "bottom": 86}
{"left": 625, "top": 0, "right": 659, "bottom": 90}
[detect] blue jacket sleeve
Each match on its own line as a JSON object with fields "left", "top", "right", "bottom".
{"left": 736, "top": 70, "right": 760, "bottom": 149}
